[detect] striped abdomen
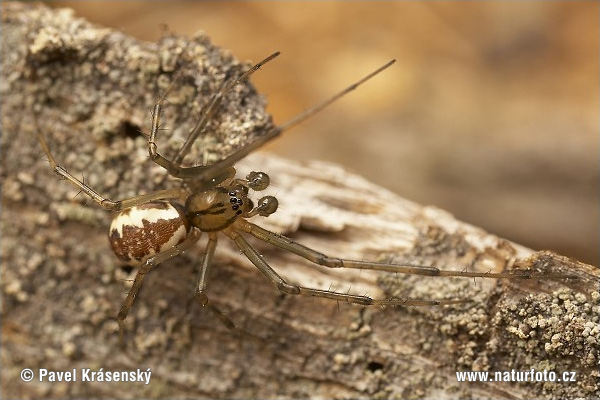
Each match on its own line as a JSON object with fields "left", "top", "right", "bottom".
{"left": 108, "top": 202, "right": 191, "bottom": 266}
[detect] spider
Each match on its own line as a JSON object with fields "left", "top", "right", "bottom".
{"left": 38, "top": 51, "right": 576, "bottom": 341}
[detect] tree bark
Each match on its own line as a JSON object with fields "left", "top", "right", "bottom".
{"left": 2, "top": 3, "right": 598, "bottom": 399}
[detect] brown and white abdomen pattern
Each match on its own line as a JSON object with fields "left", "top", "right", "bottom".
{"left": 108, "top": 202, "right": 191, "bottom": 266}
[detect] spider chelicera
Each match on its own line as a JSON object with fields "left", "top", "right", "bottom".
{"left": 38, "top": 51, "right": 576, "bottom": 341}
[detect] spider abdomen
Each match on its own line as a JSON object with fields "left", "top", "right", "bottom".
{"left": 108, "top": 201, "right": 191, "bottom": 266}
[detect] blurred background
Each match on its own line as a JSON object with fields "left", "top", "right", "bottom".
{"left": 47, "top": 1, "right": 598, "bottom": 265}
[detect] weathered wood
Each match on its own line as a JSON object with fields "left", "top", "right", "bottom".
{"left": 2, "top": 3, "right": 598, "bottom": 399}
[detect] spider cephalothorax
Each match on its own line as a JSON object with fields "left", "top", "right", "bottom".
{"left": 38, "top": 52, "right": 576, "bottom": 343}
{"left": 185, "top": 169, "right": 277, "bottom": 231}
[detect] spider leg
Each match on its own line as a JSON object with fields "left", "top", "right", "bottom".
{"left": 117, "top": 229, "right": 202, "bottom": 346}
{"left": 147, "top": 52, "right": 280, "bottom": 179}
{"left": 193, "top": 233, "right": 237, "bottom": 331}
{"left": 146, "top": 59, "right": 396, "bottom": 185}
{"left": 235, "top": 220, "right": 578, "bottom": 280}
{"left": 195, "top": 59, "right": 398, "bottom": 185}
{"left": 224, "top": 227, "right": 463, "bottom": 307}
{"left": 37, "top": 131, "right": 186, "bottom": 211}
{"left": 173, "top": 52, "right": 281, "bottom": 165}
